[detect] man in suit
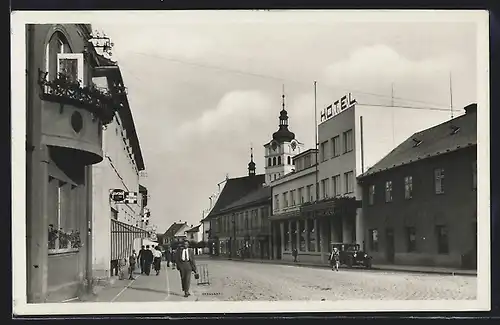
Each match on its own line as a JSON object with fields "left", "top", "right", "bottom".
{"left": 175, "top": 240, "right": 198, "bottom": 297}
{"left": 138, "top": 245, "right": 146, "bottom": 274}
{"left": 143, "top": 245, "right": 154, "bottom": 275}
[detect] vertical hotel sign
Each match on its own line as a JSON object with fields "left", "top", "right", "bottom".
{"left": 320, "top": 93, "right": 357, "bottom": 122}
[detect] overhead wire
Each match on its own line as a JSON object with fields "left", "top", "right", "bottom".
{"left": 121, "top": 50, "right": 453, "bottom": 109}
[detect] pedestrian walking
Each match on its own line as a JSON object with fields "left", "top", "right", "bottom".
{"left": 128, "top": 250, "right": 137, "bottom": 280}
{"left": 166, "top": 248, "right": 173, "bottom": 267}
{"left": 175, "top": 240, "right": 198, "bottom": 297}
{"left": 153, "top": 246, "right": 162, "bottom": 276}
{"left": 138, "top": 245, "right": 146, "bottom": 274}
{"left": 143, "top": 245, "right": 154, "bottom": 275}
{"left": 171, "top": 248, "right": 177, "bottom": 269}
{"left": 118, "top": 257, "right": 127, "bottom": 280}
{"left": 292, "top": 248, "right": 298, "bottom": 263}
{"left": 330, "top": 247, "right": 340, "bottom": 272}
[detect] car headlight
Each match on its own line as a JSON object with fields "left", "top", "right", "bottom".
{"left": 353, "top": 253, "right": 357, "bottom": 257}
{"left": 364, "top": 254, "right": 367, "bottom": 258}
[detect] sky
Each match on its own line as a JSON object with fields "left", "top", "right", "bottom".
{"left": 91, "top": 11, "right": 479, "bottom": 233}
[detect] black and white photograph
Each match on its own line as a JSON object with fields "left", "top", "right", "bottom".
{"left": 12, "top": 10, "right": 490, "bottom": 315}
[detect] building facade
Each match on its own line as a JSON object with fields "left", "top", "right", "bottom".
{"left": 26, "top": 24, "right": 123, "bottom": 302}
{"left": 309, "top": 93, "right": 456, "bottom": 256}
{"left": 270, "top": 149, "right": 320, "bottom": 262}
{"left": 91, "top": 59, "right": 148, "bottom": 281}
{"left": 358, "top": 104, "right": 477, "bottom": 269}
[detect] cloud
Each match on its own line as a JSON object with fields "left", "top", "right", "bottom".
{"left": 176, "top": 90, "right": 273, "bottom": 139}
{"left": 322, "top": 44, "right": 470, "bottom": 107}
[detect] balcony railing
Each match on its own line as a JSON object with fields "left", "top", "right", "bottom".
{"left": 38, "top": 70, "right": 123, "bottom": 125}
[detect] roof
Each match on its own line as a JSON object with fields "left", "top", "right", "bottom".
{"left": 220, "top": 186, "right": 271, "bottom": 213}
{"left": 163, "top": 222, "right": 187, "bottom": 237}
{"left": 186, "top": 225, "right": 201, "bottom": 233}
{"left": 292, "top": 148, "right": 318, "bottom": 161}
{"left": 203, "top": 174, "right": 266, "bottom": 221}
{"left": 359, "top": 104, "right": 477, "bottom": 179}
{"left": 94, "top": 64, "right": 146, "bottom": 172}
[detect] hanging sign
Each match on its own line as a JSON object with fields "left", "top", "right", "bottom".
{"left": 109, "top": 189, "right": 138, "bottom": 204}
{"left": 320, "top": 93, "right": 357, "bottom": 122}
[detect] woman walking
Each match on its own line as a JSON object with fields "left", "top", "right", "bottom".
{"left": 153, "top": 246, "right": 162, "bottom": 275}
{"left": 330, "top": 247, "right": 340, "bottom": 272}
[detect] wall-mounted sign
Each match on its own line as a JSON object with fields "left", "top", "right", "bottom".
{"left": 109, "top": 189, "right": 138, "bottom": 204}
{"left": 320, "top": 93, "right": 357, "bottom": 123}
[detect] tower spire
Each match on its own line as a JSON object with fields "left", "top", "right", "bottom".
{"left": 282, "top": 84, "right": 286, "bottom": 110}
{"left": 248, "top": 142, "right": 256, "bottom": 176}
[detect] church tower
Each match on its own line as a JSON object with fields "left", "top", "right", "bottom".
{"left": 263, "top": 86, "right": 304, "bottom": 185}
{"left": 248, "top": 145, "right": 256, "bottom": 176}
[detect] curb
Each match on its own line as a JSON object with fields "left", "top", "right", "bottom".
{"left": 204, "top": 256, "right": 477, "bottom": 277}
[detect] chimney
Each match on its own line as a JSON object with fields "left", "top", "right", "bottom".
{"left": 464, "top": 103, "right": 477, "bottom": 114}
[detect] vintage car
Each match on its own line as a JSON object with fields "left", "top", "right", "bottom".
{"left": 330, "top": 243, "right": 372, "bottom": 268}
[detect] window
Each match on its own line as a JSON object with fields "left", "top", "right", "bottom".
{"left": 283, "top": 192, "right": 289, "bottom": 208}
{"left": 307, "top": 219, "right": 316, "bottom": 252}
{"left": 320, "top": 141, "right": 328, "bottom": 162}
{"left": 290, "top": 190, "right": 296, "bottom": 206}
{"left": 369, "top": 229, "right": 379, "bottom": 252}
{"left": 45, "top": 32, "right": 71, "bottom": 80}
{"left": 57, "top": 53, "right": 85, "bottom": 85}
{"left": 436, "top": 225, "right": 449, "bottom": 254}
{"left": 434, "top": 168, "right": 445, "bottom": 194}
{"left": 298, "top": 187, "right": 304, "bottom": 204}
{"left": 472, "top": 161, "right": 477, "bottom": 189}
{"left": 344, "top": 171, "right": 354, "bottom": 194}
{"left": 385, "top": 180, "right": 393, "bottom": 202}
{"left": 287, "top": 156, "right": 291, "bottom": 165}
{"left": 304, "top": 155, "right": 311, "bottom": 168}
{"left": 278, "top": 156, "right": 282, "bottom": 165}
{"left": 343, "top": 129, "right": 354, "bottom": 153}
{"left": 332, "top": 136, "right": 340, "bottom": 157}
{"left": 274, "top": 195, "right": 280, "bottom": 210}
{"left": 284, "top": 221, "right": 290, "bottom": 251}
{"left": 268, "top": 157, "right": 272, "bottom": 166}
{"left": 306, "top": 185, "right": 313, "bottom": 202}
{"left": 299, "top": 220, "right": 306, "bottom": 251}
{"left": 404, "top": 176, "right": 413, "bottom": 199}
{"left": 368, "top": 184, "right": 375, "bottom": 205}
{"left": 273, "top": 157, "right": 277, "bottom": 166}
{"left": 406, "top": 227, "right": 417, "bottom": 252}
{"left": 332, "top": 174, "right": 341, "bottom": 196}
{"left": 274, "top": 174, "right": 277, "bottom": 180}
{"left": 321, "top": 178, "right": 330, "bottom": 198}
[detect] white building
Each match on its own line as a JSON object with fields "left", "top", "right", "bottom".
{"left": 91, "top": 64, "right": 147, "bottom": 280}
{"left": 270, "top": 149, "right": 318, "bottom": 261}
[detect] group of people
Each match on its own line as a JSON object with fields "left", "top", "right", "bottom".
{"left": 126, "top": 245, "right": 163, "bottom": 280}
{"left": 126, "top": 241, "right": 199, "bottom": 298}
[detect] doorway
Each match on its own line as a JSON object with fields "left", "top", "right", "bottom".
{"left": 385, "top": 228, "right": 395, "bottom": 264}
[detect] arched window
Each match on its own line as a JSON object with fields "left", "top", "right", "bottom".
{"left": 287, "top": 156, "right": 291, "bottom": 165}
{"left": 45, "top": 31, "right": 84, "bottom": 84}
{"left": 278, "top": 156, "right": 282, "bottom": 165}
{"left": 273, "top": 157, "right": 277, "bottom": 166}
{"left": 268, "top": 157, "right": 272, "bottom": 166}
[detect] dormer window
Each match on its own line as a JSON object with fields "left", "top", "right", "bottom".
{"left": 450, "top": 125, "right": 460, "bottom": 135}
{"left": 412, "top": 138, "right": 423, "bottom": 147}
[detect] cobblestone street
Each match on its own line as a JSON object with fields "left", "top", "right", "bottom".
{"left": 94, "top": 259, "right": 477, "bottom": 302}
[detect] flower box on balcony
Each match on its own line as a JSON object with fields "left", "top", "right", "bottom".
{"left": 38, "top": 70, "right": 122, "bottom": 125}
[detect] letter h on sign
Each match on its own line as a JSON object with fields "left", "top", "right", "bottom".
{"left": 125, "top": 191, "right": 138, "bottom": 204}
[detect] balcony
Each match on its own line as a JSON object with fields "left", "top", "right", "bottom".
{"left": 38, "top": 70, "right": 122, "bottom": 125}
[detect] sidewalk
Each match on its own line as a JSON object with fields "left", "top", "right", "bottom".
{"left": 203, "top": 256, "right": 477, "bottom": 276}
{"left": 84, "top": 262, "right": 199, "bottom": 303}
